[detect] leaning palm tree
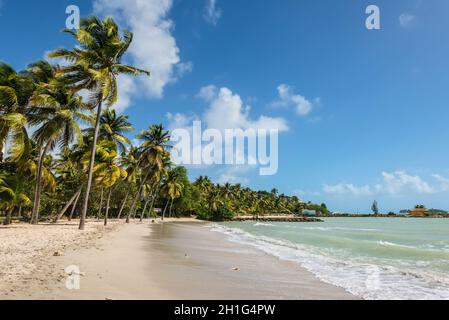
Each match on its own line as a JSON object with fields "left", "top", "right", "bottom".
{"left": 27, "top": 63, "right": 88, "bottom": 224}
{"left": 49, "top": 16, "right": 150, "bottom": 230}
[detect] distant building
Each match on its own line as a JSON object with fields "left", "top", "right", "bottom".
{"left": 409, "top": 207, "right": 429, "bottom": 217}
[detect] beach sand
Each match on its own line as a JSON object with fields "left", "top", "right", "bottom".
{"left": 1, "top": 220, "right": 355, "bottom": 300}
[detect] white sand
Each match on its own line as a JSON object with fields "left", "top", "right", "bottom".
{"left": 1, "top": 219, "right": 356, "bottom": 300}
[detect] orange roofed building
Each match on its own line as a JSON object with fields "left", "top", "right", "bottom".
{"left": 410, "top": 208, "right": 429, "bottom": 217}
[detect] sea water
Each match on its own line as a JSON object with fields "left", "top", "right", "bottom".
{"left": 211, "top": 218, "right": 449, "bottom": 300}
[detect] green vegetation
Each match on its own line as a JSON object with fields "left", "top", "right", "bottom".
{"left": 1, "top": 15, "right": 321, "bottom": 226}
{"left": 371, "top": 200, "right": 379, "bottom": 215}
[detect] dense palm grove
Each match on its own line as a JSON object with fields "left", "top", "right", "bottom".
{"left": 1, "top": 16, "right": 326, "bottom": 228}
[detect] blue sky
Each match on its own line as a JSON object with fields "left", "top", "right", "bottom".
{"left": 1, "top": 0, "right": 449, "bottom": 213}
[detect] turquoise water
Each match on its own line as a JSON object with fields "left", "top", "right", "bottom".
{"left": 212, "top": 218, "right": 449, "bottom": 300}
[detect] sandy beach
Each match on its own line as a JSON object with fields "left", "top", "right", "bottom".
{"left": 0, "top": 220, "right": 355, "bottom": 300}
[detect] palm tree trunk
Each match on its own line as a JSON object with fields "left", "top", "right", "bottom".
{"left": 117, "top": 190, "right": 130, "bottom": 220}
{"left": 98, "top": 187, "right": 104, "bottom": 220}
{"left": 69, "top": 190, "right": 81, "bottom": 221}
{"left": 0, "top": 141, "right": 5, "bottom": 162}
{"left": 169, "top": 199, "right": 174, "bottom": 217}
{"left": 104, "top": 188, "right": 112, "bottom": 226}
{"left": 131, "top": 194, "right": 140, "bottom": 220}
{"left": 31, "top": 141, "right": 50, "bottom": 225}
{"left": 54, "top": 188, "right": 82, "bottom": 223}
{"left": 79, "top": 99, "right": 103, "bottom": 230}
{"left": 149, "top": 185, "right": 160, "bottom": 215}
{"left": 162, "top": 200, "right": 170, "bottom": 221}
{"left": 3, "top": 207, "right": 14, "bottom": 226}
{"left": 140, "top": 198, "right": 151, "bottom": 222}
{"left": 18, "top": 205, "right": 22, "bottom": 219}
{"left": 126, "top": 169, "right": 151, "bottom": 223}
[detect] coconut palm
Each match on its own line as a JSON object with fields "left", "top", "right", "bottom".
{"left": 0, "top": 171, "right": 31, "bottom": 225}
{"left": 126, "top": 125, "right": 171, "bottom": 223}
{"left": 84, "top": 108, "right": 133, "bottom": 152}
{"left": 27, "top": 62, "right": 88, "bottom": 224}
{"left": 160, "top": 169, "right": 184, "bottom": 220}
{"left": 82, "top": 140, "right": 127, "bottom": 226}
{"left": 49, "top": 16, "right": 150, "bottom": 230}
{"left": 0, "top": 63, "right": 34, "bottom": 162}
{"left": 117, "top": 146, "right": 140, "bottom": 219}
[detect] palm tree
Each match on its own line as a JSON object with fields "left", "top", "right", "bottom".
{"left": 81, "top": 140, "right": 127, "bottom": 226}
{"left": 160, "top": 169, "right": 184, "bottom": 220}
{"left": 49, "top": 16, "right": 150, "bottom": 230}
{"left": 27, "top": 62, "right": 88, "bottom": 224}
{"left": 126, "top": 125, "right": 171, "bottom": 223}
{"left": 0, "top": 171, "right": 31, "bottom": 225}
{"left": 117, "top": 147, "right": 140, "bottom": 219}
{"left": 84, "top": 108, "right": 133, "bottom": 152}
{"left": 0, "top": 63, "right": 34, "bottom": 162}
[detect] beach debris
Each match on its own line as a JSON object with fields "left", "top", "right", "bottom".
{"left": 232, "top": 267, "right": 240, "bottom": 271}
{"left": 53, "top": 251, "right": 63, "bottom": 257}
{"left": 67, "top": 270, "right": 85, "bottom": 277}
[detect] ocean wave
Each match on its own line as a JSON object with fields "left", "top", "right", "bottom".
{"left": 304, "top": 226, "right": 381, "bottom": 232}
{"left": 377, "top": 240, "right": 418, "bottom": 249}
{"left": 210, "top": 224, "right": 449, "bottom": 300}
{"left": 254, "top": 222, "right": 275, "bottom": 227}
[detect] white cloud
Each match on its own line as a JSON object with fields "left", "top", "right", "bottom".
{"left": 399, "top": 13, "right": 416, "bottom": 28}
{"left": 322, "top": 171, "right": 445, "bottom": 198}
{"left": 202, "top": 86, "right": 289, "bottom": 132}
{"left": 323, "top": 183, "right": 373, "bottom": 197}
{"left": 218, "top": 167, "right": 250, "bottom": 185}
{"left": 167, "top": 85, "right": 289, "bottom": 182}
{"left": 377, "top": 171, "right": 434, "bottom": 195}
{"left": 432, "top": 174, "right": 449, "bottom": 192}
{"left": 166, "top": 112, "right": 199, "bottom": 132}
{"left": 197, "top": 85, "right": 218, "bottom": 101}
{"left": 93, "top": 0, "right": 191, "bottom": 107}
{"left": 113, "top": 74, "right": 137, "bottom": 113}
{"left": 204, "top": 0, "right": 222, "bottom": 25}
{"left": 273, "top": 84, "right": 316, "bottom": 116}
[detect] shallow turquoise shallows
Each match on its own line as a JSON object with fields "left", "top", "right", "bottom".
{"left": 212, "top": 218, "right": 449, "bottom": 300}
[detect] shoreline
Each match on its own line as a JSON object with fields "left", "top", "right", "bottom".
{"left": 1, "top": 219, "right": 356, "bottom": 300}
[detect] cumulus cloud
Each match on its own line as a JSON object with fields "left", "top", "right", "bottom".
{"left": 166, "top": 112, "right": 199, "bottom": 132}
{"left": 323, "top": 184, "right": 373, "bottom": 197}
{"left": 204, "top": 0, "right": 222, "bottom": 25}
{"left": 167, "top": 85, "right": 289, "bottom": 181}
{"left": 432, "top": 174, "right": 449, "bottom": 192}
{"left": 323, "top": 171, "right": 448, "bottom": 197}
{"left": 201, "top": 86, "right": 289, "bottom": 132}
{"left": 92, "top": 0, "right": 191, "bottom": 110}
{"left": 399, "top": 13, "right": 416, "bottom": 28}
{"left": 376, "top": 171, "right": 434, "bottom": 195}
{"left": 218, "top": 167, "right": 250, "bottom": 185}
{"left": 273, "top": 84, "right": 317, "bottom": 116}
